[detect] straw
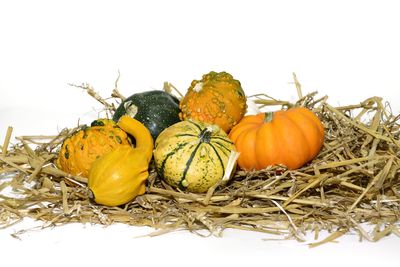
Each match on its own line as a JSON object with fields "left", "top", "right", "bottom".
{"left": 0, "top": 75, "right": 399, "bottom": 245}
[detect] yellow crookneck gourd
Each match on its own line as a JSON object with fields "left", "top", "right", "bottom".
{"left": 88, "top": 115, "right": 154, "bottom": 206}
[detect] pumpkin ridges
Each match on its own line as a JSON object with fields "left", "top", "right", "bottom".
{"left": 286, "top": 109, "right": 323, "bottom": 161}
{"left": 235, "top": 127, "right": 258, "bottom": 170}
{"left": 298, "top": 107, "right": 324, "bottom": 136}
{"left": 296, "top": 108, "right": 325, "bottom": 152}
{"left": 236, "top": 113, "right": 264, "bottom": 125}
{"left": 229, "top": 122, "right": 260, "bottom": 144}
{"left": 229, "top": 107, "right": 324, "bottom": 171}
{"left": 229, "top": 121, "right": 260, "bottom": 170}
{"left": 261, "top": 114, "right": 290, "bottom": 168}
{"left": 269, "top": 117, "right": 283, "bottom": 167}
{"left": 254, "top": 119, "right": 276, "bottom": 170}
{"left": 293, "top": 108, "right": 324, "bottom": 159}
{"left": 273, "top": 113, "right": 311, "bottom": 169}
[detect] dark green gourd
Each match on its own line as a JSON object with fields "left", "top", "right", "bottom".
{"left": 113, "top": 90, "right": 181, "bottom": 140}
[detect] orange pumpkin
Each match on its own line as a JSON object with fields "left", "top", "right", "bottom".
{"left": 179, "top": 71, "right": 247, "bottom": 133}
{"left": 228, "top": 107, "right": 324, "bottom": 170}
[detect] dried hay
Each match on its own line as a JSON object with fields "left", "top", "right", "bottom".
{"left": 1, "top": 74, "right": 399, "bottom": 247}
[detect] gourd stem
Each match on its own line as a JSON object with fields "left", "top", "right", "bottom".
{"left": 117, "top": 115, "right": 154, "bottom": 162}
{"left": 199, "top": 127, "right": 213, "bottom": 143}
{"left": 264, "top": 112, "right": 274, "bottom": 123}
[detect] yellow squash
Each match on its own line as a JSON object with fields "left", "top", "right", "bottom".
{"left": 88, "top": 115, "right": 154, "bottom": 206}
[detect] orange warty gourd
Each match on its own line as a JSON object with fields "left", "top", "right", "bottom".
{"left": 228, "top": 107, "right": 324, "bottom": 170}
{"left": 57, "top": 119, "right": 131, "bottom": 178}
{"left": 179, "top": 71, "right": 247, "bottom": 133}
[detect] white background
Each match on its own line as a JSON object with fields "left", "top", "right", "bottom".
{"left": 1, "top": 0, "right": 399, "bottom": 266}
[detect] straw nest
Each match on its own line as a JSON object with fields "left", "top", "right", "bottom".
{"left": 1, "top": 75, "right": 399, "bottom": 247}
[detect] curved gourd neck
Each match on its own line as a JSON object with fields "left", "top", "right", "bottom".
{"left": 117, "top": 115, "right": 154, "bottom": 162}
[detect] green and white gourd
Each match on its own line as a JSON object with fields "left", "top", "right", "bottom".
{"left": 154, "top": 120, "right": 239, "bottom": 193}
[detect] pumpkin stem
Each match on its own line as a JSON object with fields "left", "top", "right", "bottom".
{"left": 117, "top": 115, "right": 154, "bottom": 162}
{"left": 264, "top": 112, "right": 274, "bottom": 123}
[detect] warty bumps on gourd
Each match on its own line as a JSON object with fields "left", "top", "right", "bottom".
{"left": 179, "top": 71, "right": 247, "bottom": 133}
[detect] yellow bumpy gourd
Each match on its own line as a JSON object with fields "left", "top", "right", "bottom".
{"left": 88, "top": 115, "right": 154, "bottom": 206}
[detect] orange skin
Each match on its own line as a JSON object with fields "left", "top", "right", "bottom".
{"left": 179, "top": 71, "right": 247, "bottom": 133}
{"left": 57, "top": 121, "right": 131, "bottom": 178}
{"left": 229, "top": 107, "right": 324, "bottom": 170}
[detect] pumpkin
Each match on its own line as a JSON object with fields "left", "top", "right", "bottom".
{"left": 179, "top": 71, "right": 247, "bottom": 133}
{"left": 57, "top": 119, "right": 131, "bottom": 178}
{"left": 113, "top": 90, "right": 181, "bottom": 140}
{"left": 229, "top": 107, "right": 324, "bottom": 170}
{"left": 154, "top": 120, "right": 239, "bottom": 193}
{"left": 88, "top": 115, "right": 154, "bottom": 206}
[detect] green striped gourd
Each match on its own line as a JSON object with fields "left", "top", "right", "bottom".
{"left": 154, "top": 120, "right": 239, "bottom": 193}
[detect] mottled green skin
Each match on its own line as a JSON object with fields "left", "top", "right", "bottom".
{"left": 154, "top": 120, "right": 236, "bottom": 193}
{"left": 113, "top": 90, "right": 181, "bottom": 140}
